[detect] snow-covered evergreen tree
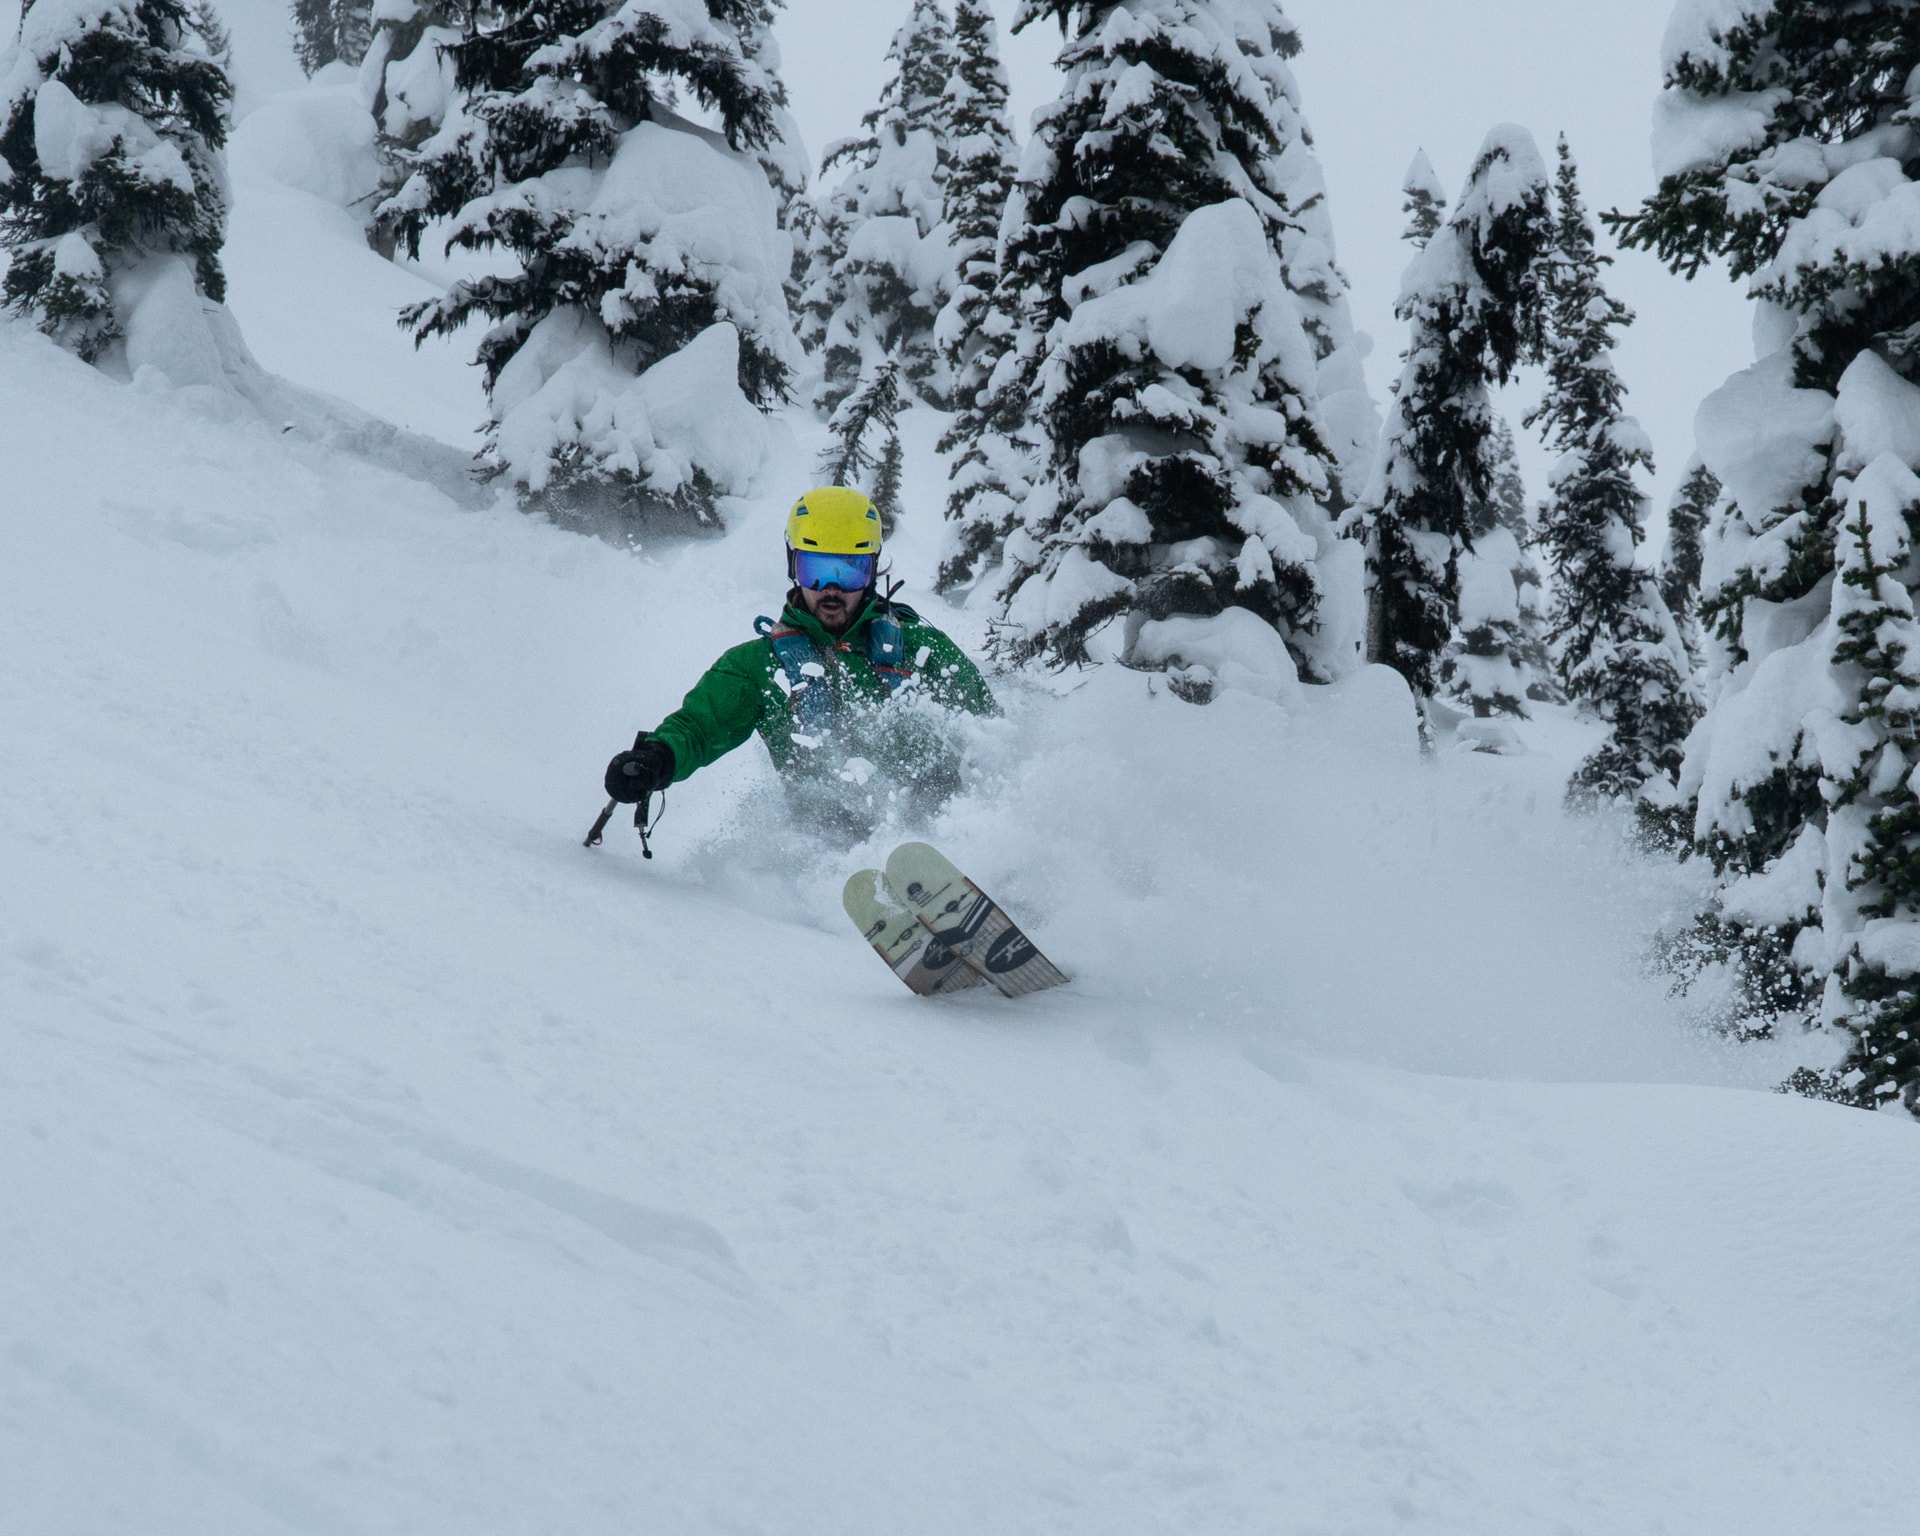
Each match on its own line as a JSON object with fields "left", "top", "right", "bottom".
{"left": 871, "top": 411, "right": 905, "bottom": 534}
{"left": 1353, "top": 127, "right": 1553, "bottom": 703}
{"left": 933, "top": 260, "right": 1042, "bottom": 593}
{"left": 1528, "top": 137, "right": 1697, "bottom": 802}
{"left": 0, "top": 0, "right": 231, "bottom": 364}
{"left": 1794, "top": 461, "right": 1920, "bottom": 1116}
{"left": 987, "top": 0, "right": 1359, "bottom": 688}
{"left": 359, "top": 0, "right": 462, "bottom": 255}
{"left": 1400, "top": 155, "right": 1549, "bottom": 722}
{"left": 930, "top": 0, "right": 1030, "bottom": 596}
{"left": 1442, "top": 418, "right": 1556, "bottom": 719}
{"left": 1442, "top": 539, "right": 1530, "bottom": 719}
{"left": 379, "top": 0, "right": 797, "bottom": 535}
{"left": 191, "top": 0, "right": 230, "bottom": 71}
{"left": 791, "top": 0, "right": 952, "bottom": 413}
{"left": 1487, "top": 418, "right": 1560, "bottom": 703}
{"left": 1400, "top": 148, "right": 1445, "bottom": 249}
{"left": 292, "top": 0, "right": 372, "bottom": 74}
{"left": 816, "top": 359, "right": 904, "bottom": 534}
{"left": 1660, "top": 458, "right": 1717, "bottom": 633}
{"left": 931, "top": 0, "right": 1016, "bottom": 414}
{"left": 738, "top": 0, "right": 809, "bottom": 239}
{"left": 1613, "top": 1, "right": 1920, "bottom": 1050}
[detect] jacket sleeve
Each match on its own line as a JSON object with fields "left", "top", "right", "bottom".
{"left": 911, "top": 624, "right": 999, "bottom": 717}
{"left": 647, "top": 642, "right": 772, "bottom": 782}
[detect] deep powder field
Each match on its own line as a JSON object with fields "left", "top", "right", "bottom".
{"left": 4, "top": 320, "right": 1917, "bottom": 1531}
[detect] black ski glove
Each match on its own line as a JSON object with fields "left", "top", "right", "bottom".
{"left": 605, "top": 735, "right": 675, "bottom": 803}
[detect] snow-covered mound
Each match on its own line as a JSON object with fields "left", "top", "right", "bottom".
{"left": 4, "top": 318, "right": 1919, "bottom": 1533}
{"left": 223, "top": 72, "right": 486, "bottom": 448}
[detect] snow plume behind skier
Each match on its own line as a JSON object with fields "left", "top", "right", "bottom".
{"left": 603, "top": 487, "right": 999, "bottom": 848}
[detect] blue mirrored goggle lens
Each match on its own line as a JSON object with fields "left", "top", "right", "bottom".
{"left": 794, "top": 551, "right": 876, "bottom": 591}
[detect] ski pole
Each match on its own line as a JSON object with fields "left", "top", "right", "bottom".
{"left": 583, "top": 799, "right": 617, "bottom": 848}
{"left": 634, "top": 790, "right": 656, "bottom": 860}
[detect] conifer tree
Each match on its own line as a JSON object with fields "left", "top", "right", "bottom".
{"left": 792, "top": 0, "right": 953, "bottom": 413}
{"left": 739, "top": 1, "right": 810, "bottom": 238}
{"left": 1488, "top": 418, "right": 1560, "bottom": 702}
{"left": 871, "top": 417, "right": 906, "bottom": 534}
{"left": 930, "top": 0, "right": 1030, "bottom": 596}
{"left": 1400, "top": 149, "right": 1445, "bottom": 249}
{"left": 817, "top": 359, "right": 904, "bottom": 535}
{"left": 0, "top": 0, "right": 231, "bottom": 363}
{"left": 1528, "top": 137, "right": 1696, "bottom": 801}
{"left": 360, "top": 0, "right": 462, "bottom": 255}
{"left": 1442, "top": 417, "right": 1555, "bottom": 719}
{"left": 987, "top": 0, "right": 1353, "bottom": 686}
{"left": 1802, "top": 462, "right": 1920, "bottom": 1117}
{"left": 191, "top": 1, "right": 231, "bottom": 70}
{"left": 1613, "top": 2, "right": 1920, "bottom": 1042}
{"left": 933, "top": 262, "right": 1042, "bottom": 593}
{"left": 1354, "top": 127, "right": 1553, "bottom": 702}
{"left": 931, "top": 0, "right": 1016, "bottom": 414}
{"left": 1442, "top": 544, "right": 1530, "bottom": 719}
{"left": 1660, "top": 459, "right": 1717, "bottom": 632}
{"left": 292, "top": 0, "right": 373, "bottom": 74}
{"left": 380, "top": 0, "right": 797, "bottom": 535}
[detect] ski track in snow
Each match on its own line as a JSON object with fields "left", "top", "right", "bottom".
{"left": 4, "top": 60, "right": 1920, "bottom": 1525}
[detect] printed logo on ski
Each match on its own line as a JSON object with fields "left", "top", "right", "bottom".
{"left": 985, "top": 929, "right": 1035, "bottom": 974}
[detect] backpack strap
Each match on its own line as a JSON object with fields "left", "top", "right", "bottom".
{"left": 756, "top": 615, "right": 835, "bottom": 736}
{"left": 866, "top": 605, "right": 910, "bottom": 692}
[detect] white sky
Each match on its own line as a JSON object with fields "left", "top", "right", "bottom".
{"left": 779, "top": 0, "right": 1756, "bottom": 518}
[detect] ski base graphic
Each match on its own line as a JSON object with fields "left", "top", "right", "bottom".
{"left": 842, "top": 868, "right": 987, "bottom": 997}
{"left": 844, "top": 846, "right": 1068, "bottom": 999}
{"left": 882, "top": 842, "right": 1069, "bottom": 998}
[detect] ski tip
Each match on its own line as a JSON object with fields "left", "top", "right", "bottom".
{"left": 883, "top": 841, "right": 949, "bottom": 881}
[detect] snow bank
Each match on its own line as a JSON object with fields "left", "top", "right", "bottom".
{"left": 1131, "top": 607, "right": 1304, "bottom": 705}
{"left": 228, "top": 79, "right": 382, "bottom": 209}
{"left": 223, "top": 78, "right": 487, "bottom": 449}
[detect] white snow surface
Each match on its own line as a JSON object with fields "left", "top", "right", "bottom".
{"left": 6, "top": 293, "right": 1920, "bottom": 1528}
{"left": 223, "top": 76, "right": 486, "bottom": 448}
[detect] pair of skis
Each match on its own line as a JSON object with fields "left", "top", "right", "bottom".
{"left": 842, "top": 842, "right": 1068, "bottom": 999}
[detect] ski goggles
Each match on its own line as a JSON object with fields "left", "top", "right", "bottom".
{"left": 793, "top": 550, "right": 877, "bottom": 591}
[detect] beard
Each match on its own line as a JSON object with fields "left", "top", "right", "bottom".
{"left": 810, "top": 587, "right": 865, "bottom": 633}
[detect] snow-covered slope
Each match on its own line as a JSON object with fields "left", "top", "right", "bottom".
{"left": 5, "top": 317, "right": 1919, "bottom": 1533}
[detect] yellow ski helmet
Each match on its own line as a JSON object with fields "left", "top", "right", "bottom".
{"left": 786, "top": 486, "right": 882, "bottom": 556}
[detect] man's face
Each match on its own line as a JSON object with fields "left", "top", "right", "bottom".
{"left": 800, "top": 581, "right": 868, "bottom": 634}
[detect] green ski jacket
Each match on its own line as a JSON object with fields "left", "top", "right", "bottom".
{"left": 648, "top": 594, "right": 997, "bottom": 783}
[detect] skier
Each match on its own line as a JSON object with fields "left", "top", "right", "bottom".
{"left": 601, "top": 487, "right": 998, "bottom": 839}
